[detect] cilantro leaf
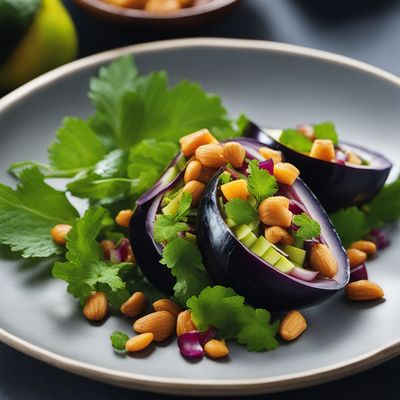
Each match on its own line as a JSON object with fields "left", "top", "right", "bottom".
{"left": 329, "top": 206, "right": 368, "bottom": 248}
{"left": 247, "top": 160, "right": 278, "bottom": 204}
{"left": 225, "top": 198, "right": 258, "bottom": 225}
{"left": 280, "top": 129, "right": 313, "bottom": 153}
{"left": 313, "top": 121, "right": 338, "bottom": 145}
{"left": 160, "top": 237, "right": 211, "bottom": 306}
{"left": 48, "top": 117, "right": 107, "bottom": 173}
{"left": 110, "top": 331, "right": 129, "bottom": 351}
{"left": 0, "top": 167, "right": 78, "bottom": 257}
{"left": 362, "top": 178, "right": 400, "bottom": 228}
{"left": 292, "top": 213, "right": 321, "bottom": 240}
{"left": 187, "top": 286, "right": 279, "bottom": 352}
{"left": 127, "top": 139, "right": 179, "bottom": 196}
{"left": 52, "top": 208, "right": 131, "bottom": 302}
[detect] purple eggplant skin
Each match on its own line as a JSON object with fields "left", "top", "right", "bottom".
{"left": 244, "top": 122, "right": 392, "bottom": 213}
{"left": 129, "top": 194, "right": 175, "bottom": 295}
{"left": 197, "top": 171, "right": 350, "bottom": 311}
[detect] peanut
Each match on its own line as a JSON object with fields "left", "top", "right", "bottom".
{"left": 346, "top": 248, "right": 367, "bottom": 269}
{"left": 350, "top": 240, "right": 377, "bottom": 256}
{"left": 182, "top": 180, "right": 206, "bottom": 206}
{"left": 279, "top": 310, "right": 307, "bottom": 341}
{"left": 265, "top": 226, "right": 294, "bottom": 245}
{"left": 153, "top": 298, "right": 182, "bottom": 318}
{"left": 309, "top": 243, "right": 338, "bottom": 278}
{"left": 176, "top": 310, "right": 197, "bottom": 336}
{"left": 258, "top": 197, "right": 292, "bottom": 228}
{"left": 310, "top": 139, "right": 335, "bottom": 161}
{"left": 115, "top": 209, "right": 133, "bottom": 228}
{"left": 346, "top": 280, "right": 384, "bottom": 301}
{"left": 204, "top": 339, "right": 229, "bottom": 359}
{"left": 179, "top": 129, "right": 218, "bottom": 157}
{"left": 120, "top": 292, "right": 146, "bottom": 317}
{"left": 50, "top": 224, "right": 72, "bottom": 246}
{"left": 133, "top": 311, "right": 175, "bottom": 342}
{"left": 223, "top": 142, "right": 246, "bottom": 168}
{"left": 195, "top": 144, "right": 226, "bottom": 168}
{"left": 125, "top": 333, "right": 154, "bottom": 352}
{"left": 83, "top": 292, "right": 108, "bottom": 321}
{"left": 184, "top": 160, "right": 202, "bottom": 184}
{"left": 258, "top": 147, "right": 282, "bottom": 164}
{"left": 274, "top": 162, "right": 300, "bottom": 185}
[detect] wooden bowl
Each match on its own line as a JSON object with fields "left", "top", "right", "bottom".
{"left": 74, "top": 0, "right": 240, "bottom": 27}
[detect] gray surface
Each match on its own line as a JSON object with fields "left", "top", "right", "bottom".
{"left": 0, "top": 41, "right": 399, "bottom": 392}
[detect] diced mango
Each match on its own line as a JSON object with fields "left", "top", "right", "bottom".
{"left": 274, "top": 162, "right": 300, "bottom": 185}
{"left": 309, "top": 139, "right": 335, "bottom": 161}
{"left": 221, "top": 179, "right": 249, "bottom": 201}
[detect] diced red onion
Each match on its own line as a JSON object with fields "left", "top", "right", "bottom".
{"left": 289, "top": 200, "right": 306, "bottom": 215}
{"left": 349, "top": 263, "right": 368, "bottom": 282}
{"left": 109, "top": 238, "right": 131, "bottom": 263}
{"left": 259, "top": 159, "right": 274, "bottom": 175}
{"left": 367, "top": 228, "right": 390, "bottom": 249}
{"left": 177, "top": 328, "right": 216, "bottom": 359}
{"left": 289, "top": 266, "right": 319, "bottom": 282}
{"left": 335, "top": 150, "right": 347, "bottom": 165}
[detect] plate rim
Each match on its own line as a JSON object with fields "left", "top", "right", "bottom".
{"left": 1, "top": 37, "right": 399, "bottom": 395}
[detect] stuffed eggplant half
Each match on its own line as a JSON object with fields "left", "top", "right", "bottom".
{"left": 245, "top": 122, "right": 392, "bottom": 212}
{"left": 130, "top": 129, "right": 349, "bottom": 310}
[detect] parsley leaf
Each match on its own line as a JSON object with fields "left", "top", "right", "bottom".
{"left": 362, "top": 178, "right": 400, "bottom": 228}
{"left": 153, "top": 192, "right": 192, "bottom": 243}
{"left": 225, "top": 198, "right": 258, "bottom": 225}
{"left": 292, "top": 213, "right": 321, "bottom": 240}
{"left": 110, "top": 331, "right": 129, "bottom": 351}
{"left": 160, "top": 237, "right": 211, "bottom": 306}
{"left": 88, "top": 56, "right": 243, "bottom": 149}
{"left": 127, "top": 139, "right": 179, "bottom": 196}
{"left": 0, "top": 167, "right": 78, "bottom": 257}
{"left": 280, "top": 129, "right": 313, "bottom": 153}
{"left": 247, "top": 160, "right": 278, "bottom": 204}
{"left": 313, "top": 121, "right": 338, "bottom": 145}
{"left": 187, "top": 286, "right": 279, "bottom": 352}
{"left": 52, "top": 208, "right": 131, "bottom": 302}
{"left": 329, "top": 207, "right": 368, "bottom": 248}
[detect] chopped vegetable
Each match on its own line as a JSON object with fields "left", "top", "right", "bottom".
{"left": 225, "top": 198, "right": 258, "bottom": 226}
{"left": 280, "top": 128, "right": 313, "bottom": 152}
{"left": 292, "top": 213, "right": 321, "bottom": 241}
{"left": 110, "top": 331, "right": 129, "bottom": 351}
{"left": 247, "top": 160, "right": 278, "bottom": 204}
{"left": 313, "top": 121, "right": 339, "bottom": 145}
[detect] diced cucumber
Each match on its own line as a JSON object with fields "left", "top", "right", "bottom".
{"left": 274, "top": 256, "right": 295, "bottom": 273}
{"left": 294, "top": 237, "right": 305, "bottom": 249}
{"left": 262, "top": 246, "right": 282, "bottom": 265}
{"left": 250, "top": 236, "right": 273, "bottom": 257}
{"left": 283, "top": 245, "right": 306, "bottom": 267}
{"left": 185, "top": 232, "right": 197, "bottom": 244}
{"left": 162, "top": 192, "right": 182, "bottom": 215}
{"left": 272, "top": 244, "right": 288, "bottom": 257}
{"left": 248, "top": 196, "right": 257, "bottom": 208}
{"left": 240, "top": 231, "right": 258, "bottom": 248}
{"left": 234, "top": 224, "right": 252, "bottom": 241}
{"left": 249, "top": 220, "right": 260, "bottom": 234}
{"left": 226, "top": 218, "right": 237, "bottom": 228}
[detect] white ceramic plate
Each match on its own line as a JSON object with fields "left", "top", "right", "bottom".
{"left": 0, "top": 38, "right": 399, "bottom": 396}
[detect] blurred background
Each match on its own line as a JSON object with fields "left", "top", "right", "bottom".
{"left": 1, "top": 0, "right": 400, "bottom": 94}
{"left": 1, "top": 1, "right": 400, "bottom": 399}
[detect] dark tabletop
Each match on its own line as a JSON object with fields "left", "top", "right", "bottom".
{"left": 1, "top": 0, "right": 400, "bottom": 399}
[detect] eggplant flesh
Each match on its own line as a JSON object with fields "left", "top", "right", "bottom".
{"left": 197, "top": 171, "right": 350, "bottom": 310}
{"left": 244, "top": 122, "right": 392, "bottom": 212}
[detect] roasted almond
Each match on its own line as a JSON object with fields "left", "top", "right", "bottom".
{"left": 184, "top": 160, "right": 202, "bottom": 183}
{"left": 83, "top": 292, "right": 108, "bottom": 321}
{"left": 346, "top": 248, "right": 367, "bottom": 269}
{"left": 153, "top": 298, "right": 182, "bottom": 318}
{"left": 125, "top": 333, "right": 154, "bottom": 352}
{"left": 346, "top": 280, "right": 384, "bottom": 301}
{"left": 223, "top": 142, "right": 246, "bottom": 168}
{"left": 279, "top": 310, "right": 307, "bottom": 341}
{"left": 176, "top": 310, "right": 197, "bottom": 336}
{"left": 204, "top": 339, "right": 229, "bottom": 359}
{"left": 133, "top": 310, "right": 175, "bottom": 342}
{"left": 120, "top": 291, "right": 146, "bottom": 317}
{"left": 264, "top": 226, "right": 294, "bottom": 245}
{"left": 350, "top": 240, "right": 377, "bottom": 256}
{"left": 50, "top": 224, "right": 72, "bottom": 246}
{"left": 309, "top": 243, "right": 338, "bottom": 278}
{"left": 195, "top": 144, "right": 226, "bottom": 168}
{"left": 258, "top": 197, "right": 292, "bottom": 228}
{"left": 179, "top": 129, "right": 218, "bottom": 157}
{"left": 258, "top": 147, "right": 282, "bottom": 164}
{"left": 182, "top": 180, "right": 206, "bottom": 206}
